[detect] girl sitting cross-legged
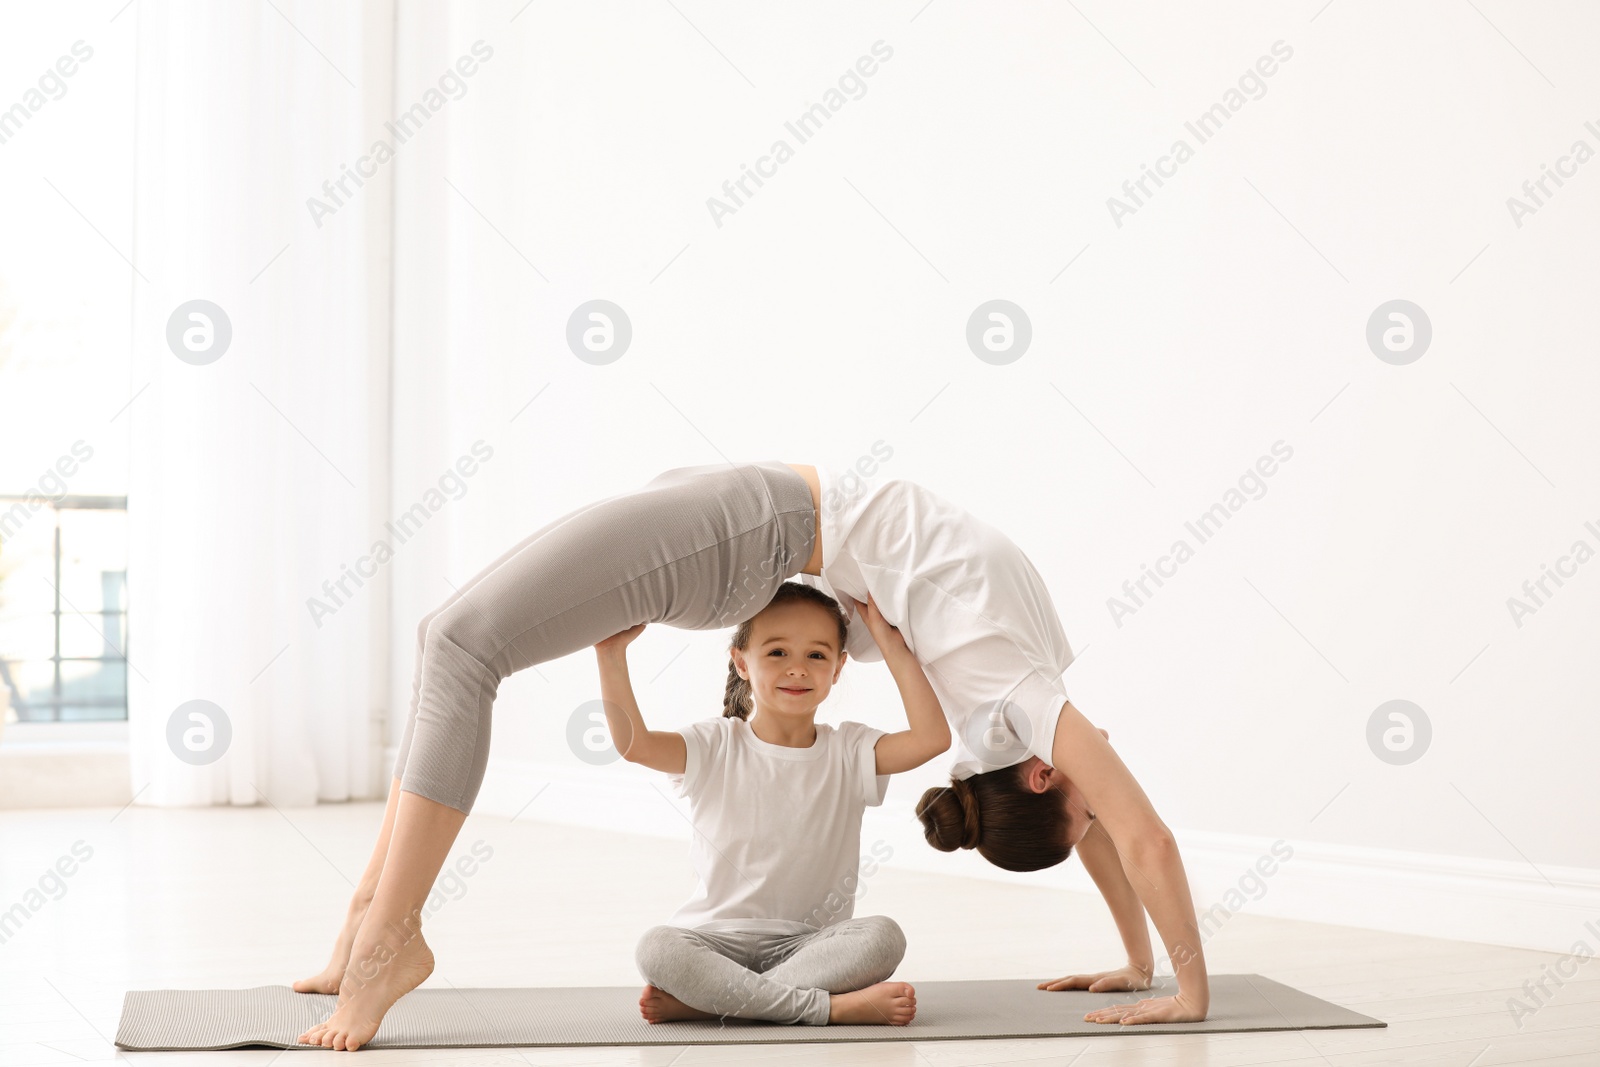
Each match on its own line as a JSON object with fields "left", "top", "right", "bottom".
{"left": 592, "top": 581, "right": 950, "bottom": 1026}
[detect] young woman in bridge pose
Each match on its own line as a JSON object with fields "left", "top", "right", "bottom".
{"left": 294, "top": 460, "right": 1207, "bottom": 1050}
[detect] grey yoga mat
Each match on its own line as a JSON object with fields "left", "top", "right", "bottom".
{"left": 115, "top": 974, "right": 1385, "bottom": 1050}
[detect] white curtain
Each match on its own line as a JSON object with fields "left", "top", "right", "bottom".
{"left": 127, "top": 1, "right": 394, "bottom": 807}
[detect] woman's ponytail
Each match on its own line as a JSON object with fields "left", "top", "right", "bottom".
{"left": 915, "top": 765, "right": 1076, "bottom": 872}
{"left": 916, "top": 778, "right": 981, "bottom": 851}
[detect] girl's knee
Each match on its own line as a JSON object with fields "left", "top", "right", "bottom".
{"left": 635, "top": 925, "right": 687, "bottom": 980}
{"left": 857, "top": 915, "right": 906, "bottom": 981}
{"left": 861, "top": 915, "right": 906, "bottom": 956}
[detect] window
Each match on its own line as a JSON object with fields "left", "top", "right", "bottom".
{"left": 0, "top": 9, "right": 136, "bottom": 739}
{"left": 0, "top": 495, "right": 127, "bottom": 723}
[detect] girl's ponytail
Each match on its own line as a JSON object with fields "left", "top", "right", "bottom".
{"left": 723, "top": 658, "right": 753, "bottom": 720}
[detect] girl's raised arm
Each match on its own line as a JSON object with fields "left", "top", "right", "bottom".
{"left": 594, "top": 624, "right": 687, "bottom": 775}
{"left": 843, "top": 594, "right": 952, "bottom": 775}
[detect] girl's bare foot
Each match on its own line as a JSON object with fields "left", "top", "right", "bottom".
{"left": 297, "top": 923, "right": 434, "bottom": 1051}
{"left": 638, "top": 984, "right": 719, "bottom": 1023}
{"left": 829, "top": 982, "right": 917, "bottom": 1025}
{"left": 293, "top": 893, "right": 374, "bottom": 995}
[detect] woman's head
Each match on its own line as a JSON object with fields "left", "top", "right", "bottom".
{"left": 723, "top": 582, "right": 850, "bottom": 720}
{"left": 915, "top": 756, "right": 1095, "bottom": 872}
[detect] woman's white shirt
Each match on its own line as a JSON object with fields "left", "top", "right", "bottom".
{"left": 798, "top": 464, "right": 1075, "bottom": 780}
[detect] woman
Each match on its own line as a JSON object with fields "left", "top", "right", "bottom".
{"left": 796, "top": 463, "right": 1209, "bottom": 1026}
{"left": 295, "top": 460, "right": 1206, "bottom": 1050}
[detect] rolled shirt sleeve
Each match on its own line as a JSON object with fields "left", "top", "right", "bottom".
{"left": 669, "top": 718, "right": 727, "bottom": 799}
{"left": 838, "top": 721, "right": 891, "bottom": 806}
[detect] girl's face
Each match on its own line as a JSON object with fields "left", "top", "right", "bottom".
{"left": 731, "top": 601, "right": 844, "bottom": 716}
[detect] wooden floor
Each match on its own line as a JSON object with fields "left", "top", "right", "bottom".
{"left": 1, "top": 802, "right": 1595, "bottom": 1066}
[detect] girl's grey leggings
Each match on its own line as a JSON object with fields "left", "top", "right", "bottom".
{"left": 635, "top": 916, "right": 907, "bottom": 1025}
{"left": 391, "top": 461, "right": 816, "bottom": 813}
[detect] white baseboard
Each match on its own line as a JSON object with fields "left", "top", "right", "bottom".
{"left": 1156, "top": 828, "right": 1600, "bottom": 960}
{"left": 392, "top": 747, "right": 1600, "bottom": 955}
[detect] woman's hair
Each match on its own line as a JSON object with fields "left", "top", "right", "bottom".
{"left": 723, "top": 581, "right": 849, "bottom": 720}
{"left": 915, "top": 766, "right": 1074, "bottom": 872}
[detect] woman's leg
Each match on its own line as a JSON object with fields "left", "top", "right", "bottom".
{"left": 388, "top": 493, "right": 626, "bottom": 782}
{"left": 299, "top": 788, "right": 464, "bottom": 1049}
{"left": 399, "top": 460, "right": 813, "bottom": 814}
{"left": 296, "top": 500, "right": 617, "bottom": 994}
{"left": 298, "top": 463, "right": 815, "bottom": 1049}
{"left": 293, "top": 775, "right": 403, "bottom": 993}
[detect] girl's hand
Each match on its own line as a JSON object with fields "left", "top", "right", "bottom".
{"left": 1082, "top": 990, "right": 1208, "bottom": 1025}
{"left": 594, "top": 623, "right": 646, "bottom": 656}
{"left": 844, "top": 593, "right": 908, "bottom": 655}
{"left": 1038, "top": 964, "right": 1151, "bottom": 994}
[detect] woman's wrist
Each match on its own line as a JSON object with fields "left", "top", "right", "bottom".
{"left": 1174, "top": 968, "right": 1210, "bottom": 1002}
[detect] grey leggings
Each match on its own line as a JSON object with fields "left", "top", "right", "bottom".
{"left": 392, "top": 461, "right": 816, "bottom": 813}
{"left": 635, "top": 916, "right": 907, "bottom": 1025}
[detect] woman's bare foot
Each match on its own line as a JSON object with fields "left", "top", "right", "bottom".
{"left": 293, "top": 893, "right": 374, "bottom": 995}
{"left": 829, "top": 982, "right": 917, "bottom": 1025}
{"left": 297, "top": 923, "right": 435, "bottom": 1051}
{"left": 638, "top": 984, "right": 719, "bottom": 1023}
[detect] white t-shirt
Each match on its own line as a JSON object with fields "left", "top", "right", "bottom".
{"left": 666, "top": 716, "right": 890, "bottom": 930}
{"left": 798, "top": 463, "right": 1076, "bottom": 780}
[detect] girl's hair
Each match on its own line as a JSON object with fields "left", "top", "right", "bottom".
{"left": 723, "top": 581, "right": 849, "bottom": 720}
{"left": 915, "top": 767, "right": 1074, "bottom": 872}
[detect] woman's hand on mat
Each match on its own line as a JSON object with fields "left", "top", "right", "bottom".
{"left": 1037, "top": 963, "right": 1151, "bottom": 994}
{"left": 846, "top": 593, "right": 908, "bottom": 655}
{"left": 595, "top": 623, "right": 647, "bottom": 657}
{"left": 1081, "top": 991, "right": 1208, "bottom": 1025}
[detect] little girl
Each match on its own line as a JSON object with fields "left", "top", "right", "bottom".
{"left": 592, "top": 581, "right": 950, "bottom": 1026}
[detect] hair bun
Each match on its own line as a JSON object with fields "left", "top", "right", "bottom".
{"left": 915, "top": 778, "right": 982, "bottom": 852}
{"left": 950, "top": 778, "right": 982, "bottom": 849}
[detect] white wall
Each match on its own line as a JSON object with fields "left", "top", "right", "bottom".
{"left": 385, "top": 1, "right": 1600, "bottom": 952}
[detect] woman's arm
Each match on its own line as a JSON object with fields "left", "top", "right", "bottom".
{"left": 593, "top": 624, "right": 687, "bottom": 775}
{"left": 843, "top": 594, "right": 952, "bottom": 775}
{"left": 1050, "top": 698, "right": 1210, "bottom": 1024}
{"left": 1037, "top": 817, "right": 1155, "bottom": 992}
